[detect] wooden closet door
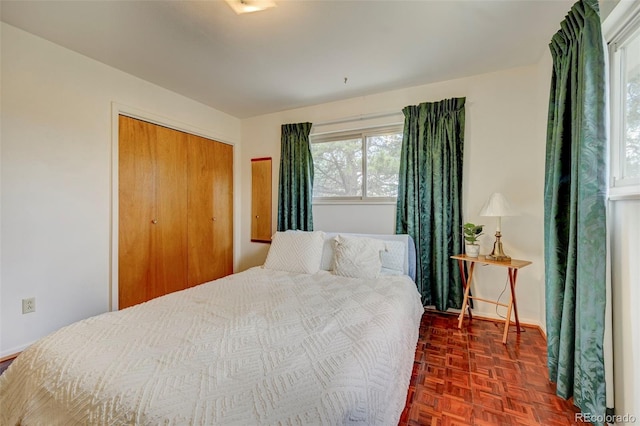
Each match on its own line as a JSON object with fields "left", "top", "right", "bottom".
{"left": 212, "top": 141, "right": 233, "bottom": 279}
{"left": 119, "top": 116, "right": 188, "bottom": 308}
{"left": 119, "top": 116, "right": 157, "bottom": 308}
{"left": 187, "top": 134, "right": 215, "bottom": 286}
{"left": 187, "top": 135, "right": 233, "bottom": 286}
{"left": 154, "top": 125, "right": 188, "bottom": 297}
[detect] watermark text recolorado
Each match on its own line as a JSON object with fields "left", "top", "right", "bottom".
{"left": 575, "top": 413, "right": 636, "bottom": 423}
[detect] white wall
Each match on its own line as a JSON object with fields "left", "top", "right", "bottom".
{"left": 610, "top": 200, "right": 640, "bottom": 419}
{"left": 240, "top": 63, "right": 550, "bottom": 328}
{"left": 0, "top": 23, "right": 241, "bottom": 357}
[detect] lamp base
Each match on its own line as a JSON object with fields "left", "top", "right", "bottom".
{"left": 487, "top": 231, "right": 511, "bottom": 262}
{"left": 486, "top": 254, "right": 511, "bottom": 262}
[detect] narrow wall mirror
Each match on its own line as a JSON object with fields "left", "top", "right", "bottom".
{"left": 251, "top": 157, "right": 272, "bottom": 243}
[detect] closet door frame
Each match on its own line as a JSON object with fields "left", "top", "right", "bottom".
{"left": 110, "top": 103, "right": 236, "bottom": 311}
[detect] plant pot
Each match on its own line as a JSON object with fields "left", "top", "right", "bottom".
{"left": 465, "top": 244, "right": 480, "bottom": 258}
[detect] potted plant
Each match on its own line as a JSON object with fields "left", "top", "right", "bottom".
{"left": 463, "top": 223, "right": 484, "bottom": 258}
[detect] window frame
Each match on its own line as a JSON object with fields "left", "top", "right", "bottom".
{"left": 310, "top": 125, "right": 403, "bottom": 204}
{"left": 605, "top": 1, "right": 640, "bottom": 199}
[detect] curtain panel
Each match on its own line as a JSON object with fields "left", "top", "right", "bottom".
{"left": 544, "top": 0, "right": 607, "bottom": 420}
{"left": 396, "top": 97, "right": 465, "bottom": 310}
{"left": 277, "top": 122, "right": 314, "bottom": 232}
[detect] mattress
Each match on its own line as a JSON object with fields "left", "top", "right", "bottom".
{"left": 0, "top": 267, "right": 423, "bottom": 425}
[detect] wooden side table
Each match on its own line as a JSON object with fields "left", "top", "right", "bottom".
{"left": 451, "top": 254, "right": 532, "bottom": 344}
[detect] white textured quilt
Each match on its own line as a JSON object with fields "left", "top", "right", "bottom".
{"left": 0, "top": 267, "right": 423, "bottom": 425}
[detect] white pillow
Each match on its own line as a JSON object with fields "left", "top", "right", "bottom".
{"left": 332, "top": 235, "right": 387, "bottom": 279}
{"left": 264, "top": 231, "right": 325, "bottom": 274}
{"left": 320, "top": 235, "right": 336, "bottom": 271}
{"left": 380, "top": 267, "right": 404, "bottom": 276}
{"left": 381, "top": 240, "right": 405, "bottom": 274}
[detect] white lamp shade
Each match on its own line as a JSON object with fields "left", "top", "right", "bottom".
{"left": 479, "top": 193, "right": 517, "bottom": 217}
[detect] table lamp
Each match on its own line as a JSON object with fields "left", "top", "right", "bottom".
{"left": 479, "top": 192, "right": 516, "bottom": 261}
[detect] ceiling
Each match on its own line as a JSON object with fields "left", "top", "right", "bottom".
{"left": 1, "top": 0, "right": 586, "bottom": 119}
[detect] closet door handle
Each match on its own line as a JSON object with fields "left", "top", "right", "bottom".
{"left": 212, "top": 217, "right": 217, "bottom": 221}
{"left": 151, "top": 219, "right": 158, "bottom": 224}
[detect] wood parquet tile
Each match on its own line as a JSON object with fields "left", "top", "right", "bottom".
{"left": 399, "top": 311, "right": 588, "bottom": 425}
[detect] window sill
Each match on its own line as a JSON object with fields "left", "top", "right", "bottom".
{"left": 609, "top": 186, "right": 640, "bottom": 201}
{"left": 313, "top": 199, "right": 397, "bottom": 206}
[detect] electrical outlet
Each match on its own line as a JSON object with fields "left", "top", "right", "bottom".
{"left": 22, "top": 297, "right": 36, "bottom": 314}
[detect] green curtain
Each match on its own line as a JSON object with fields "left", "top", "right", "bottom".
{"left": 277, "top": 122, "right": 314, "bottom": 231}
{"left": 544, "top": 0, "right": 607, "bottom": 420}
{"left": 396, "top": 98, "right": 465, "bottom": 310}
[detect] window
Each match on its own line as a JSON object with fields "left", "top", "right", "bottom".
{"left": 620, "top": 32, "right": 640, "bottom": 183}
{"left": 310, "top": 126, "right": 403, "bottom": 201}
{"left": 608, "top": 6, "right": 640, "bottom": 196}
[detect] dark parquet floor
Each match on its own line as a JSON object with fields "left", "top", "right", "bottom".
{"left": 0, "top": 358, "right": 13, "bottom": 376}
{"left": 399, "top": 310, "right": 588, "bottom": 426}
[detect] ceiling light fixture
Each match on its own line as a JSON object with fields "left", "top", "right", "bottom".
{"left": 224, "top": 0, "right": 276, "bottom": 14}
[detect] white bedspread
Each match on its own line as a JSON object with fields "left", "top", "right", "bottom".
{"left": 0, "top": 267, "right": 423, "bottom": 425}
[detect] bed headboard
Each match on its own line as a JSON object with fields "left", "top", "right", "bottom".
{"left": 320, "top": 232, "right": 417, "bottom": 281}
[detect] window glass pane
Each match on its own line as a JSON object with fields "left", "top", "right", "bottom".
{"left": 623, "top": 32, "right": 640, "bottom": 180}
{"left": 311, "top": 138, "right": 362, "bottom": 197}
{"left": 365, "top": 133, "right": 402, "bottom": 197}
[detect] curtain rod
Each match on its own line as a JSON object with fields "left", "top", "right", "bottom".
{"left": 312, "top": 110, "right": 404, "bottom": 127}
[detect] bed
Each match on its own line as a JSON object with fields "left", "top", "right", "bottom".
{"left": 0, "top": 231, "right": 424, "bottom": 425}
